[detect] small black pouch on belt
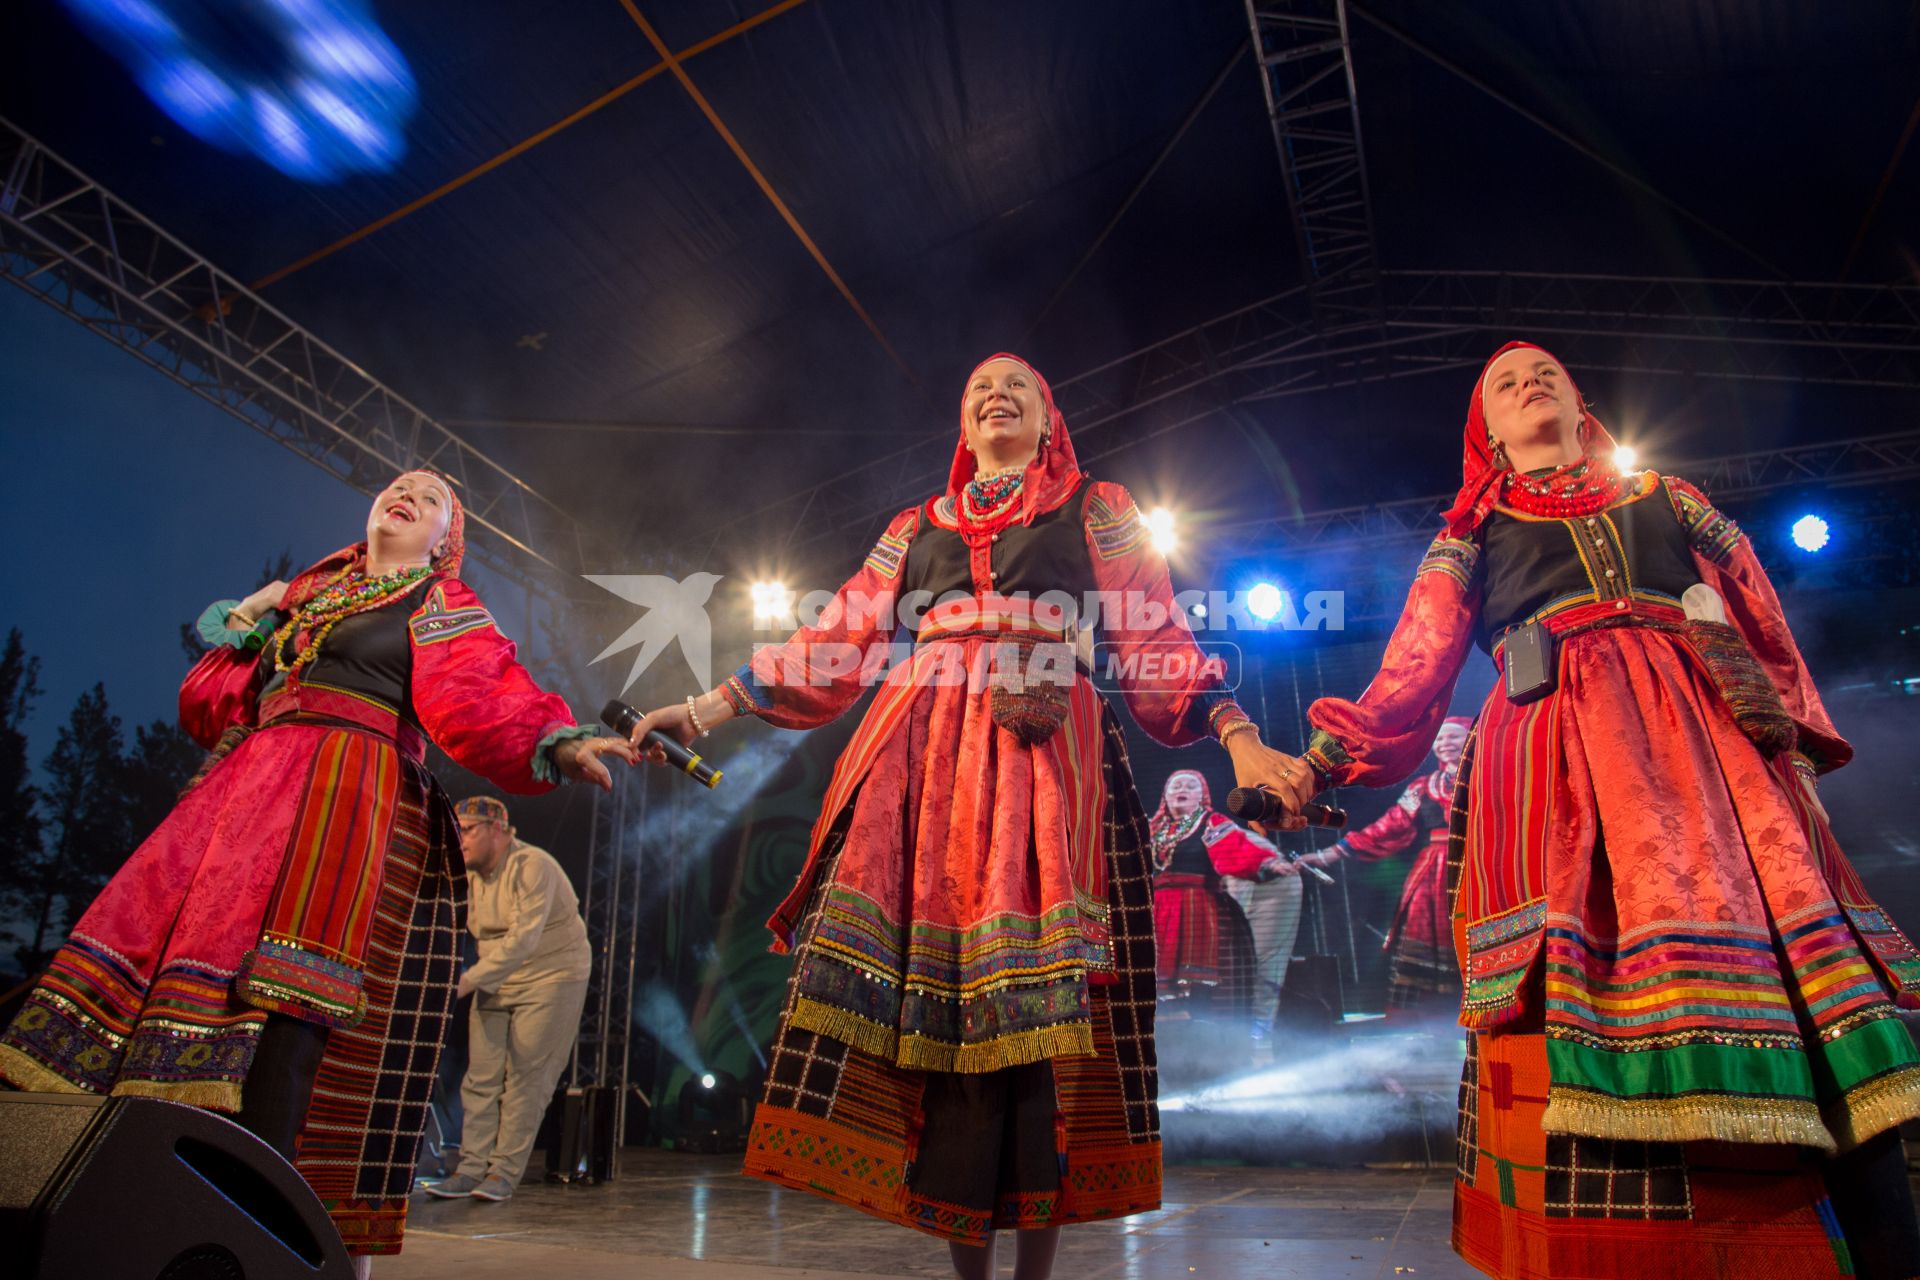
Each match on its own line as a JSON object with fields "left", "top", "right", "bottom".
{"left": 1503, "top": 620, "right": 1556, "bottom": 704}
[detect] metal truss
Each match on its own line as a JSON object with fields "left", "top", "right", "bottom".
{"left": 1244, "top": 0, "right": 1383, "bottom": 336}
{"left": 569, "top": 768, "right": 649, "bottom": 1164}
{"left": 757, "top": 270, "right": 1920, "bottom": 565}
{"left": 1219, "top": 426, "right": 1920, "bottom": 555}
{"left": 0, "top": 119, "right": 588, "bottom": 598}
{"left": 1206, "top": 427, "right": 1920, "bottom": 626}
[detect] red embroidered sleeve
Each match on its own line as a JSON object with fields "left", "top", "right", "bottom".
{"left": 1084, "top": 481, "right": 1233, "bottom": 747}
{"left": 1340, "top": 782, "right": 1424, "bottom": 861}
{"left": 1201, "top": 813, "right": 1280, "bottom": 879}
{"left": 1666, "top": 477, "right": 1852, "bottom": 771}
{"left": 1306, "top": 533, "right": 1481, "bottom": 788}
{"left": 723, "top": 507, "right": 918, "bottom": 731}
{"left": 408, "top": 578, "right": 580, "bottom": 795}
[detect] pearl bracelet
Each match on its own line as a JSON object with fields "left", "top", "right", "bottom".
{"left": 686, "top": 695, "right": 710, "bottom": 738}
{"left": 1219, "top": 719, "right": 1261, "bottom": 748}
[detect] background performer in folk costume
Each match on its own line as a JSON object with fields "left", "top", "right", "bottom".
{"left": 625, "top": 354, "right": 1311, "bottom": 1280}
{"left": 1257, "top": 340, "right": 1920, "bottom": 1280}
{"left": 1299, "top": 715, "right": 1471, "bottom": 1018}
{"left": 1150, "top": 769, "right": 1302, "bottom": 1037}
{"left": 0, "top": 471, "right": 635, "bottom": 1271}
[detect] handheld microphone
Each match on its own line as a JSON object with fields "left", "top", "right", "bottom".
{"left": 601, "top": 699, "right": 723, "bottom": 789}
{"left": 241, "top": 616, "right": 277, "bottom": 652}
{"left": 1225, "top": 786, "right": 1346, "bottom": 830}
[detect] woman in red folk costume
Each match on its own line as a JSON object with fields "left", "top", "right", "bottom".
{"left": 0, "top": 471, "right": 634, "bottom": 1270}
{"left": 1300, "top": 715, "right": 1471, "bottom": 1018}
{"left": 628, "top": 355, "right": 1309, "bottom": 1280}
{"left": 1150, "top": 769, "right": 1299, "bottom": 1023}
{"left": 1259, "top": 342, "right": 1920, "bottom": 1279}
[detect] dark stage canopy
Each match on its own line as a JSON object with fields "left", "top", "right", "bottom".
{"left": 8, "top": 0, "right": 1919, "bottom": 590}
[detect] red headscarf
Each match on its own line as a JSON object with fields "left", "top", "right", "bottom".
{"left": 1439, "top": 341, "right": 1624, "bottom": 538}
{"left": 284, "top": 469, "right": 467, "bottom": 609}
{"left": 944, "top": 353, "right": 1085, "bottom": 531}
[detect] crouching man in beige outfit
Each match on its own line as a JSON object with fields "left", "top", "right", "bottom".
{"left": 425, "top": 795, "right": 591, "bottom": 1202}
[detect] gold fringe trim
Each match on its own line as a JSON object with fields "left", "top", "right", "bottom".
{"left": 789, "top": 999, "right": 1095, "bottom": 1074}
{"left": 1826, "top": 1067, "right": 1920, "bottom": 1153}
{"left": 0, "top": 1045, "right": 95, "bottom": 1096}
{"left": 110, "top": 1078, "right": 244, "bottom": 1112}
{"left": 1540, "top": 1087, "right": 1836, "bottom": 1154}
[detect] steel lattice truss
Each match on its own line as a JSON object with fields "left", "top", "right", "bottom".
{"left": 1244, "top": 0, "right": 1382, "bottom": 337}
{"left": 1211, "top": 427, "right": 1920, "bottom": 625}
{"left": 1220, "top": 426, "right": 1920, "bottom": 554}
{"left": 0, "top": 120, "right": 589, "bottom": 598}
{"left": 758, "top": 270, "right": 1920, "bottom": 563}
{"left": 570, "top": 771, "right": 647, "bottom": 1148}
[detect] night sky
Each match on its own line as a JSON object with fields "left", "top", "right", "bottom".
{"left": 0, "top": 284, "right": 535, "bottom": 757}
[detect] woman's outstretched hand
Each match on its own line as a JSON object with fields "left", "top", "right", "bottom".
{"left": 1224, "top": 729, "right": 1318, "bottom": 834}
{"left": 626, "top": 691, "right": 737, "bottom": 766}
{"left": 555, "top": 735, "right": 640, "bottom": 791}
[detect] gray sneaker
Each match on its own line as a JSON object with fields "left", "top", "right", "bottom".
{"left": 470, "top": 1172, "right": 515, "bottom": 1202}
{"left": 424, "top": 1172, "right": 482, "bottom": 1198}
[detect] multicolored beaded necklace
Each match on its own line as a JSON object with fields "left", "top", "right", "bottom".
{"left": 957, "top": 465, "right": 1026, "bottom": 543}
{"left": 272, "top": 563, "right": 434, "bottom": 673}
{"left": 1150, "top": 805, "right": 1209, "bottom": 871}
{"left": 965, "top": 465, "right": 1025, "bottom": 513}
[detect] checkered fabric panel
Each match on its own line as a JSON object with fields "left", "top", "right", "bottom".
{"left": 762, "top": 831, "right": 852, "bottom": 1121}
{"left": 1544, "top": 1133, "right": 1694, "bottom": 1221}
{"left": 1098, "top": 710, "right": 1161, "bottom": 1143}
{"left": 1456, "top": 1031, "right": 1480, "bottom": 1183}
{"left": 294, "top": 770, "right": 464, "bottom": 1235}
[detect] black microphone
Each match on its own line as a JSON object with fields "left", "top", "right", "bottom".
{"left": 601, "top": 699, "right": 723, "bottom": 789}
{"left": 1225, "top": 786, "right": 1347, "bottom": 830}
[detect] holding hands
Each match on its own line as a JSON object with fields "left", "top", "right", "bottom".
{"left": 1220, "top": 723, "right": 1320, "bottom": 834}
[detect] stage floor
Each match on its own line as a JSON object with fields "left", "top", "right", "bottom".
{"left": 386, "top": 1151, "right": 1479, "bottom": 1279}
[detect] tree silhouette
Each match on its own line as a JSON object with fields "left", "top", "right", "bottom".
{"left": 0, "top": 631, "right": 44, "bottom": 964}
{"left": 24, "top": 685, "right": 131, "bottom": 966}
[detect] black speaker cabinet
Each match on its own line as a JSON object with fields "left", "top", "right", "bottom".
{"left": 0, "top": 1091, "right": 354, "bottom": 1280}
{"left": 544, "top": 1084, "right": 616, "bottom": 1184}
{"left": 1274, "top": 952, "right": 1345, "bottom": 1039}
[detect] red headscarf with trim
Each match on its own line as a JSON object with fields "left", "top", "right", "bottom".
{"left": 1439, "top": 341, "right": 1623, "bottom": 538}
{"left": 284, "top": 469, "right": 467, "bottom": 609}
{"left": 945, "top": 353, "right": 1084, "bottom": 528}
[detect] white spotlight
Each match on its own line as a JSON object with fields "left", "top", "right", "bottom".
{"left": 700, "top": 1072, "right": 717, "bottom": 1090}
{"left": 1247, "top": 582, "right": 1285, "bottom": 622}
{"left": 1146, "top": 506, "right": 1178, "bottom": 554}
{"left": 1612, "top": 444, "right": 1639, "bottom": 471}
{"left": 750, "top": 580, "right": 793, "bottom": 625}
{"left": 1790, "top": 514, "right": 1831, "bottom": 553}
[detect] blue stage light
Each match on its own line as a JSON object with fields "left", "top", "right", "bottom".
{"left": 1247, "top": 582, "right": 1285, "bottom": 622}
{"left": 62, "top": 0, "right": 415, "bottom": 182}
{"left": 700, "top": 1073, "right": 717, "bottom": 1090}
{"left": 1790, "top": 514, "right": 1831, "bottom": 553}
